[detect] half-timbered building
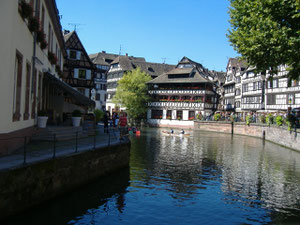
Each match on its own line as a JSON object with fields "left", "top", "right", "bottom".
{"left": 106, "top": 55, "right": 174, "bottom": 114}
{"left": 223, "top": 58, "right": 247, "bottom": 112}
{"left": 89, "top": 51, "right": 119, "bottom": 110}
{"left": 147, "top": 57, "right": 219, "bottom": 127}
{"left": 63, "top": 30, "right": 96, "bottom": 99}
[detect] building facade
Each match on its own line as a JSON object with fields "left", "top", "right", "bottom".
{"left": 89, "top": 51, "right": 119, "bottom": 110}
{"left": 63, "top": 31, "right": 96, "bottom": 103}
{"left": 222, "top": 57, "right": 300, "bottom": 114}
{"left": 147, "top": 57, "right": 219, "bottom": 127}
{"left": 106, "top": 55, "right": 174, "bottom": 114}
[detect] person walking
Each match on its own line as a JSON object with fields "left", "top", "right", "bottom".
{"left": 103, "top": 111, "right": 109, "bottom": 134}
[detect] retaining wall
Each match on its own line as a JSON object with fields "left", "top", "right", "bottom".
{"left": 194, "top": 121, "right": 300, "bottom": 151}
{"left": 0, "top": 142, "right": 130, "bottom": 219}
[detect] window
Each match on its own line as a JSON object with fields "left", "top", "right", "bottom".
{"left": 178, "top": 64, "right": 193, "bottom": 68}
{"left": 288, "top": 94, "right": 294, "bottom": 105}
{"left": 189, "top": 111, "right": 195, "bottom": 120}
{"left": 41, "top": 6, "right": 45, "bottom": 30}
{"left": 273, "top": 79, "right": 278, "bottom": 88}
{"left": 24, "top": 63, "right": 31, "bottom": 120}
{"left": 69, "top": 50, "right": 77, "bottom": 59}
{"left": 267, "top": 80, "right": 273, "bottom": 89}
{"left": 96, "top": 94, "right": 100, "bottom": 100}
{"left": 112, "top": 63, "right": 119, "bottom": 68}
{"left": 151, "top": 110, "right": 163, "bottom": 119}
{"left": 176, "top": 110, "right": 183, "bottom": 120}
{"left": 235, "top": 89, "right": 241, "bottom": 96}
{"left": 253, "top": 82, "right": 257, "bottom": 91}
{"left": 166, "top": 110, "right": 172, "bottom": 119}
{"left": 267, "top": 94, "right": 276, "bottom": 105}
{"left": 13, "top": 50, "right": 23, "bottom": 121}
{"left": 236, "top": 76, "right": 241, "bottom": 83}
{"left": 79, "top": 69, "right": 86, "bottom": 79}
{"left": 242, "top": 84, "right": 248, "bottom": 92}
{"left": 276, "top": 94, "right": 286, "bottom": 105}
{"left": 235, "top": 101, "right": 241, "bottom": 108}
{"left": 257, "top": 81, "right": 262, "bottom": 90}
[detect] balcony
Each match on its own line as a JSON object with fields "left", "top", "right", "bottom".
{"left": 148, "top": 101, "right": 215, "bottom": 110}
{"left": 148, "top": 89, "right": 214, "bottom": 95}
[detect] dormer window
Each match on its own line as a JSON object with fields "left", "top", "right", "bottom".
{"left": 79, "top": 69, "right": 86, "bottom": 79}
{"left": 111, "top": 63, "right": 119, "bottom": 68}
{"left": 69, "top": 50, "right": 77, "bottom": 59}
{"left": 148, "top": 67, "right": 154, "bottom": 72}
{"left": 178, "top": 64, "right": 192, "bottom": 68}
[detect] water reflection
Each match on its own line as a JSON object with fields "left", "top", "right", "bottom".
{"left": 3, "top": 128, "right": 300, "bottom": 225}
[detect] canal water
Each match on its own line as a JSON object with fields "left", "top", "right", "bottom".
{"left": 4, "top": 128, "right": 300, "bottom": 225}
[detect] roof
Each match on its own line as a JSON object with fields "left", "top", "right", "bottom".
{"left": 89, "top": 52, "right": 119, "bottom": 66}
{"left": 63, "top": 30, "right": 74, "bottom": 42}
{"left": 227, "top": 58, "right": 248, "bottom": 70}
{"left": 148, "top": 57, "right": 216, "bottom": 84}
{"left": 132, "top": 61, "right": 175, "bottom": 77}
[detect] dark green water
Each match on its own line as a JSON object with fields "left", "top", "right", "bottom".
{"left": 3, "top": 128, "right": 300, "bottom": 224}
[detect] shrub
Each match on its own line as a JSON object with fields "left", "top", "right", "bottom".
{"left": 246, "top": 115, "right": 252, "bottom": 126}
{"left": 19, "top": 0, "right": 33, "bottom": 19}
{"left": 214, "top": 113, "right": 221, "bottom": 121}
{"left": 94, "top": 109, "right": 105, "bottom": 123}
{"left": 72, "top": 110, "right": 82, "bottom": 117}
{"left": 275, "top": 116, "right": 284, "bottom": 126}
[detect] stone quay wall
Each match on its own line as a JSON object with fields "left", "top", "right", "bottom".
{"left": 0, "top": 142, "right": 130, "bottom": 219}
{"left": 194, "top": 121, "right": 300, "bottom": 152}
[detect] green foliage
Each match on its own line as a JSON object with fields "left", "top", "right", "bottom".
{"left": 214, "top": 113, "right": 221, "bottom": 121}
{"left": 266, "top": 114, "right": 274, "bottom": 125}
{"left": 286, "top": 120, "right": 292, "bottom": 131}
{"left": 228, "top": 0, "right": 300, "bottom": 79}
{"left": 276, "top": 115, "right": 284, "bottom": 126}
{"left": 196, "top": 113, "right": 203, "bottom": 120}
{"left": 259, "top": 115, "right": 266, "bottom": 124}
{"left": 94, "top": 109, "right": 105, "bottom": 123}
{"left": 246, "top": 115, "right": 252, "bottom": 126}
{"left": 113, "top": 67, "right": 152, "bottom": 120}
{"left": 72, "top": 110, "right": 82, "bottom": 117}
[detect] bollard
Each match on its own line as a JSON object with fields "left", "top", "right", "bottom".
{"left": 23, "top": 136, "right": 27, "bottom": 165}
{"left": 53, "top": 134, "right": 56, "bottom": 159}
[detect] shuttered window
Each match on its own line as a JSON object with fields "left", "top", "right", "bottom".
{"left": 13, "top": 50, "right": 23, "bottom": 121}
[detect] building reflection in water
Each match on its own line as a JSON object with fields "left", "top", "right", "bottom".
{"left": 136, "top": 128, "right": 300, "bottom": 215}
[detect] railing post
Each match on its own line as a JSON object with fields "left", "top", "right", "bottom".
{"left": 53, "top": 134, "right": 56, "bottom": 159}
{"left": 93, "top": 130, "right": 96, "bottom": 150}
{"left": 75, "top": 131, "right": 78, "bottom": 153}
{"left": 23, "top": 136, "right": 27, "bottom": 165}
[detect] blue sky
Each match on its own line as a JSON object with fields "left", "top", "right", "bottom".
{"left": 56, "top": 0, "right": 238, "bottom": 71}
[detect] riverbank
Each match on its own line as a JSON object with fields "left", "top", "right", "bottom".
{"left": 0, "top": 127, "right": 131, "bottom": 220}
{"left": 194, "top": 121, "right": 300, "bottom": 151}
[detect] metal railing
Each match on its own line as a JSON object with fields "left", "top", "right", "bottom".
{"left": 0, "top": 126, "right": 123, "bottom": 169}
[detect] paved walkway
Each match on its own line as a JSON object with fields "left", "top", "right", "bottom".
{"left": 0, "top": 125, "right": 126, "bottom": 171}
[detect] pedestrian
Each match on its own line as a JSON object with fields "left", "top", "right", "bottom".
{"left": 119, "top": 112, "right": 128, "bottom": 140}
{"left": 103, "top": 111, "right": 109, "bottom": 133}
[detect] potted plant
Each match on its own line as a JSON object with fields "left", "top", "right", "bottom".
{"left": 19, "top": 0, "right": 33, "bottom": 20}
{"left": 37, "top": 110, "right": 48, "bottom": 128}
{"left": 72, "top": 110, "right": 82, "bottom": 127}
{"left": 28, "top": 16, "right": 40, "bottom": 33}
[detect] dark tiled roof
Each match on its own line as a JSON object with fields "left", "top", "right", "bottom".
{"left": 111, "top": 55, "right": 146, "bottom": 70}
{"left": 227, "top": 58, "right": 248, "bottom": 70}
{"left": 89, "top": 52, "right": 119, "bottom": 66}
{"left": 63, "top": 31, "right": 74, "bottom": 42}
{"left": 148, "top": 56, "right": 216, "bottom": 84}
{"left": 133, "top": 61, "right": 175, "bottom": 77}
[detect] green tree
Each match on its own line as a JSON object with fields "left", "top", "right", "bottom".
{"left": 228, "top": 0, "right": 300, "bottom": 79}
{"left": 113, "top": 67, "right": 152, "bottom": 120}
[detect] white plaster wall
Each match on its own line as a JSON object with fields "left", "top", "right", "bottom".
{"left": 0, "top": 0, "right": 65, "bottom": 134}
{"left": 148, "top": 119, "right": 194, "bottom": 128}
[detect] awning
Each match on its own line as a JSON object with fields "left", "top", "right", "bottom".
{"left": 44, "top": 72, "right": 95, "bottom": 107}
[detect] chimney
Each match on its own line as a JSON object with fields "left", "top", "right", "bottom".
{"left": 102, "top": 50, "right": 106, "bottom": 53}
{"left": 63, "top": 29, "right": 70, "bottom": 35}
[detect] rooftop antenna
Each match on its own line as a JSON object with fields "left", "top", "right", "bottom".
{"left": 119, "top": 45, "right": 122, "bottom": 55}
{"left": 68, "top": 23, "right": 85, "bottom": 31}
{"left": 162, "top": 57, "right": 169, "bottom": 64}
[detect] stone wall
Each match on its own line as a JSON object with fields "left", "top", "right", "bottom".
{"left": 0, "top": 143, "right": 130, "bottom": 219}
{"left": 194, "top": 121, "right": 300, "bottom": 151}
